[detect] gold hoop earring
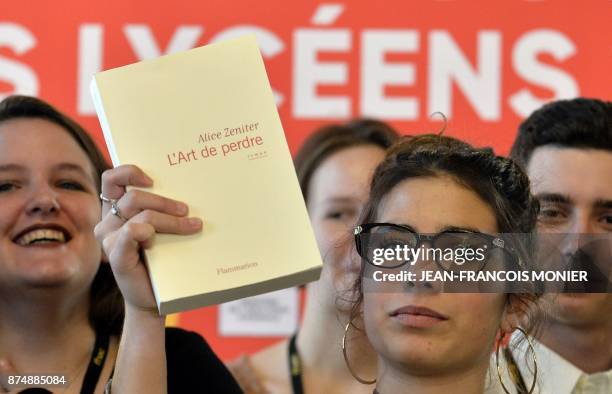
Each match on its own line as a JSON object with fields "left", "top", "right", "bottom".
{"left": 342, "top": 322, "right": 376, "bottom": 385}
{"left": 496, "top": 327, "right": 538, "bottom": 394}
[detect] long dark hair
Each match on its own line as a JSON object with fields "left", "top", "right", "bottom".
{"left": 0, "top": 95, "right": 124, "bottom": 336}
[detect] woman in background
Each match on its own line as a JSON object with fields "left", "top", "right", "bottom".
{"left": 0, "top": 95, "right": 242, "bottom": 393}
{"left": 230, "top": 120, "right": 399, "bottom": 394}
{"left": 347, "top": 134, "right": 541, "bottom": 394}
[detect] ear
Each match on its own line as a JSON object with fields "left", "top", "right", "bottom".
{"left": 500, "top": 295, "right": 531, "bottom": 335}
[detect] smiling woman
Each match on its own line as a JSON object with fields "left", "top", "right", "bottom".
{"left": 0, "top": 95, "right": 242, "bottom": 394}
{"left": 0, "top": 99, "right": 119, "bottom": 394}
{"left": 0, "top": 97, "right": 120, "bottom": 330}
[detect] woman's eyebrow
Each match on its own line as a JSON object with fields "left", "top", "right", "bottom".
{"left": 440, "top": 225, "right": 481, "bottom": 233}
{"left": 0, "top": 164, "right": 26, "bottom": 173}
{"left": 323, "top": 196, "right": 360, "bottom": 204}
{"left": 54, "top": 162, "right": 91, "bottom": 175}
{"left": 53, "top": 163, "right": 97, "bottom": 183}
{"left": 380, "top": 222, "right": 417, "bottom": 232}
{"left": 594, "top": 199, "right": 612, "bottom": 210}
{"left": 0, "top": 163, "right": 91, "bottom": 175}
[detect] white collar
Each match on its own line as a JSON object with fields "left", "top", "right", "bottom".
{"left": 513, "top": 335, "right": 611, "bottom": 393}
{"left": 524, "top": 337, "right": 582, "bottom": 393}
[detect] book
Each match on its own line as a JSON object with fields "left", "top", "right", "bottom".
{"left": 90, "top": 35, "right": 322, "bottom": 315}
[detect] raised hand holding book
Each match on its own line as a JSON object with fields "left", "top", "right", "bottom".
{"left": 90, "top": 35, "right": 322, "bottom": 314}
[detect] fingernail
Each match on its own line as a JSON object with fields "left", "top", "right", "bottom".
{"left": 177, "top": 202, "right": 188, "bottom": 215}
{"left": 141, "top": 174, "right": 154, "bottom": 186}
{"left": 189, "top": 218, "right": 203, "bottom": 228}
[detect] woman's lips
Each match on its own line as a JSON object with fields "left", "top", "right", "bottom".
{"left": 389, "top": 305, "right": 449, "bottom": 328}
{"left": 12, "top": 223, "right": 72, "bottom": 246}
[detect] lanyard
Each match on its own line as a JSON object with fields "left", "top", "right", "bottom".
{"left": 287, "top": 334, "right": 304, "bottom": 394}
{"left": 17, "top": 331, "right": 110, "bottom": 394}
{"left": 80, "top": 331, "right": 110, "bottom": 394}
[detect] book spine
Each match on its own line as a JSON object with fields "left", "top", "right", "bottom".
{"left": 89, "top": 77, "right": 121, "bottom": 167}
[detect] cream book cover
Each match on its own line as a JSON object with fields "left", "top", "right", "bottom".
{"left": 90, "top": 35, "right": 322, "bottom": 315}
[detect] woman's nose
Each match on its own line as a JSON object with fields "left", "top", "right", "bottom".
{"left": 409, "top": 257, "right": 442, "bottom": 293}
{"left": 25, "top": 185, "right": 60, "bottom": 216}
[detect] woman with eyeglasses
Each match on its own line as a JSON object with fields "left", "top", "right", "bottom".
{"left": 346, "top": 134, "right": 541, "bottom": 394}
{"left": 229, "top": 120, "right": 399, "bottom": 394}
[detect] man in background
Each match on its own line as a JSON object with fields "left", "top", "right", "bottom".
{"left": 509, "top": 98, "right": 612, "bottom": 393}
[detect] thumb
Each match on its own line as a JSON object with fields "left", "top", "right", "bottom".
{"left": 0, "top": 358, "right": 17, "bottom": 393}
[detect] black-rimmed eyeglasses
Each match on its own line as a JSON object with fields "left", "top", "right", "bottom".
{"left": 354, "top": 222, "right": 519, "bottom": 271}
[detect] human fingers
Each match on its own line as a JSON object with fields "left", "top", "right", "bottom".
{"left": 100, "top": 165, "right": 153, "bottom": 211}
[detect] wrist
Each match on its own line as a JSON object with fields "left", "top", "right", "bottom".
{"left": 125, "top": 304, "right": 166, "bottom": 326}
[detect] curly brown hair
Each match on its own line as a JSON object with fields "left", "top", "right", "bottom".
{"left": 348, "top": 133, "right": 542, "bottom": 339}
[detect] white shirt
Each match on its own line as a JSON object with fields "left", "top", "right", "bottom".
{"left": 486, "top": 336, "right": 611, "bottom": 394}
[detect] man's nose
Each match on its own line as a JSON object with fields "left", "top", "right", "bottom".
{"left": 562, "top": 212, "right": 597, "bottom": 254}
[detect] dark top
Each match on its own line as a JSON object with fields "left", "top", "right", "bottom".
{"left": 166, "top": 327, "right": 243, "bottom": 393}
